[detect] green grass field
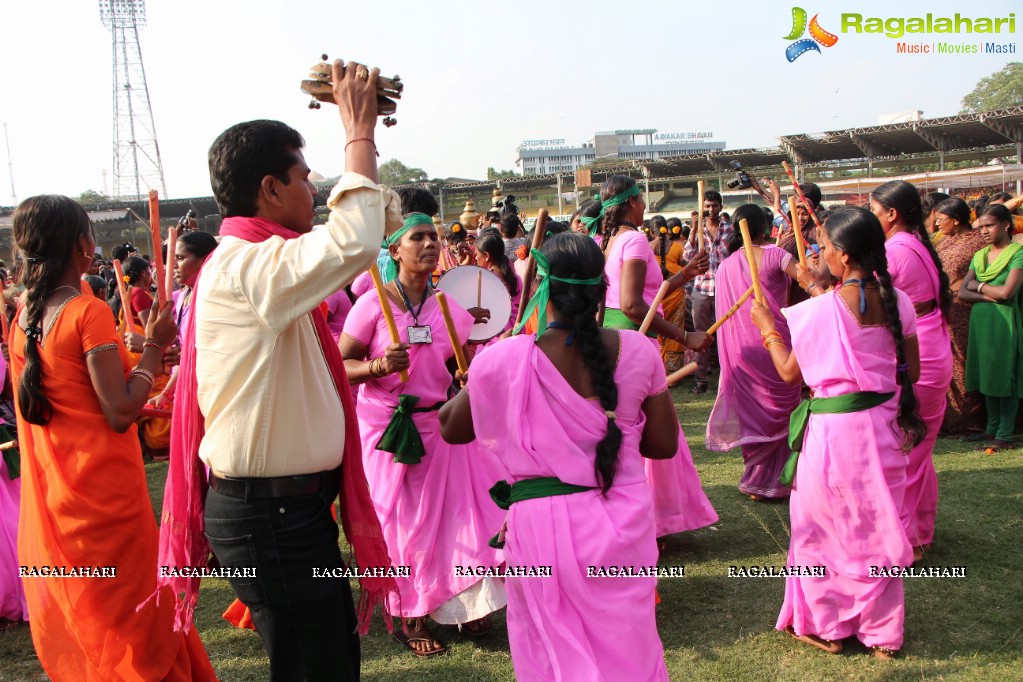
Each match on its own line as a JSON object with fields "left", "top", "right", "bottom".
{"left": 2, "top": 382, "right": 1022, "bottom": 681}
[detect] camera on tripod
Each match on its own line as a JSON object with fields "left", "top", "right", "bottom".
{"left": 726, "top": 161, "right": 753, "bottom": 190}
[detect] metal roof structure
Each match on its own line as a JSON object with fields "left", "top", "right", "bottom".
{"left": 2, "top": 108, "right": 1021, "bottom": 220}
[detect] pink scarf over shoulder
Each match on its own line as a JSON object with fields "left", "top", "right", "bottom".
{"left": 143, "top": 216, "right": 395, "bottom": 634}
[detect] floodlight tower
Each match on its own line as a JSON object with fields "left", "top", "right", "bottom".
{"left": 99, "top": 0, "right": 167, "bottom": 200}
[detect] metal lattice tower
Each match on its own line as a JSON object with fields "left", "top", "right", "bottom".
{"left": 99, "top": 0, "right": 167, "bottom": 200}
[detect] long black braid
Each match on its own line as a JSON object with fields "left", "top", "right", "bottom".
{"left": 650, "top": 215, "right": 669, "bottom": 278}
{"left": 871, "top": 180, "right": 953, "bottom": 321}
{"left": 544, "top": 233, "right": 622, "bottom": 494}
{"left": 12, "top": 196, "right": 93, "bottom": 425}
{"left": 599, "top": 175, "right": 637, "bottom": 255}
{"left": 826, "top": 206, "right": 926, "bottom": 450}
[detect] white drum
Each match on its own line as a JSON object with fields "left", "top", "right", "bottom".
{"left": 436, "top": 265, "right": 512, "bottom": 342}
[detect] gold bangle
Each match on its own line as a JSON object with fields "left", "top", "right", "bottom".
{"left": 129, "top": 367, "right": 156, "bottom": 390}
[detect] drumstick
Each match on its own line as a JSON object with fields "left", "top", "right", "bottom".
{"left": 738, "top": 219, "right": 765, "bottom": 305}
{"left": 514, "top": 209, "right": 549, "bottom": 332}
{"left": 140, "top": 407, "right": 173, "bottom": 420}
{"left": 638, "top": 281, "right": 670, "bottom": 336}
{"left": 0, "top": 275, "right": 9, "bottom": 343}
{"left": 782, "top": 162, "right": 822, "bottom": 228}
{"left": 165, "top": 226, "right": 178, "bottom": 299}
{"left": 148, "top": 189, "right": 167, "bottom": 307}
{"left": 368, "top": 264, "right": 408, "bottom": 383}
{"left": 790, "top": 195, "right": 808, "bottom": 268}
{"left": 112, "top": 260, "right": 133, "bottom": 334}
{"left": 476, "top": 270, "right": 482, "bottom": 309}
{"left": 666, "top": 361, "right": 698, "bottom": 387}
{"left": 434, "top": 291, "right": 468, "bottom": 375}
{"left": 696, "top": 180, "right": 705, "bottom": 253}
{"left": 706, "top": 285, "right": 755, "bottom": 336}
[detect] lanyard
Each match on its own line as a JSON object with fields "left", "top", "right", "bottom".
{"left": 394, "top": 279, "right": 429, "bottom": 326}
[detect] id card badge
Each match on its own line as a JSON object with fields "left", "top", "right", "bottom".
{"left": 408, "top": 325, "right": 433, "bottom": 345}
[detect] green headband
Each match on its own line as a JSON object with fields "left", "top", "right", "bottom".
{"left": 512, "top": 248, "right": 603, "bottom": 339}
{"left": 382, "top": 213, "right": 436, "bottom": 281}
{"left": 581, "top": 185, "right": 642, "bottom": 238}
{"left": 387, "top": 213, "right": 434, "bottom": 247}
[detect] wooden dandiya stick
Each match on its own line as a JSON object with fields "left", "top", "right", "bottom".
{"left": 148, "top": 189, "right": 167, "bottom": 307}
{"left": 782, "top": 162, "right": 822, "bottom": 229}
{"left": 164, "top": 226, "right": 178, "bottom": 299}
{"left": 666, "top": 361, "right": 698, "bottom": 387}
{"left": 434, "top": 291, "right": 468, "bottom": 375}
{"left": 790, "top": 195, "right": 809, "bottom": 268}
{"left": 705, "top": 284, "right": 755, "bottom": 336}
{"left": 112, "top": 259, "right": 133, "bottom": 334}
{"left": 738, "top": 219, "right": 765, "bottom": 305}
{"left": 638, "top": 280, "right": 670, "bottom": 336}
{"left": 696, "top": 179, "right": 706, "bottom": 253}
{"left": 513, "top": 208, "right": 549, "bottom": 332}
{"left": 368, "top": 264, "right": 408, "bottom": 383}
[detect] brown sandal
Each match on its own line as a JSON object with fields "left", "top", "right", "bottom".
{"left": 872, "top": 646, "right": 898, "bottom": 659}
{"left": 785, "top": 625, "right": 842, "bottom": 654}
{"left": 393, "top": 618, "right": 447, "bottom": 657}
{"left": 461, "top": 615, "right": 493, "bottom": 638}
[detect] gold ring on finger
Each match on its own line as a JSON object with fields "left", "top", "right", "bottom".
{"left": 356, "top": 67, "right": 369, "bottom": 81}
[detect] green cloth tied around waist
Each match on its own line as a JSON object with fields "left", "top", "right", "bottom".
{"left": 602, "top": 308, "right": 657, "bottom": 338}
{"left": 0, "top": 424, "right": 18, "bottom": 480}
{"left": 488, "top": 477, "right": 594, "bottom": 548}
{"left": 780, "top": 390, "right": 895, "bottom": 486}
{"left": 374, "top": 394, "right": 444, "bottom": 465}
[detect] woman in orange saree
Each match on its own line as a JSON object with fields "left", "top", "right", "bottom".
{"left": 652, "top": 217, "right": 692, "bottom": 372}
{"left": 9, "top": 195, "right": 216, "bottom": 681}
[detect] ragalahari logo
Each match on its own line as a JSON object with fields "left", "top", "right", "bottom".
{"left": 784, "top": 7, "right": 839, "bottom": 61}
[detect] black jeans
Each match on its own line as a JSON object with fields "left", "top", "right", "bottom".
{"left": 205, "top": 486, "right": 359, "bottom": 682}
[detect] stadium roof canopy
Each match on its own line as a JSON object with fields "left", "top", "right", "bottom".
{"left": 640, "top": 106, "right": 1023, "bottom": 179}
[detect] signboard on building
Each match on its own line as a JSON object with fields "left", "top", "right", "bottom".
{"left": 520, "top": 139, "right": 568, "bottom": 150}
{"left": 653, "top": 132, "right": 716, "bottom": 143}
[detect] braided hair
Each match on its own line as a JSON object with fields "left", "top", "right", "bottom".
{"left": 871, "top": 180, "right": 952, "bottom": 321}
{"left": 825, "top": 206, "right": 926, "bottom": 450}
{"left": 649, "top": 215, "right": 669, "bottom": 278}
{"left": 542, "top": 232, "right": 622, "bottom": 494}
{"left": 475, "top": 228, "right": 519, "bottom": 297}
{"left": 598, "top": 175, "right": 637, "bottom": 254}
{"left": 12, "top": 195, "right": 94, "bottom": 425}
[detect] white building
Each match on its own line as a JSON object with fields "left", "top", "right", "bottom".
{"left": 514, "top": 129, "right": 726, "bottom": 176}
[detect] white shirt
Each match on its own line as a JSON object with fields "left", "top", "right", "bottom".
{"left": 195, "top": 173, "right": 402, "bottom": 477}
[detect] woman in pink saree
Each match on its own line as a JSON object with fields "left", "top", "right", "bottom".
{"left": 0, "top": 349, "right": 27, "bottom": 626}
{"left": 597, "top": 174, "right": 718, "bottom": 536}
{"left": 707, "top": 205, "right": 803, "bottom": 500}
{"left": 871, "top": 180, "right": 953, "bottom": 560}
{"left": 340, "top": 214, "right": 508, "bottom": 657}
{"left": 752, "top": 206, "right": 923, "bottom": 659}
{"left": 440, "top": 232, "right": 676, "bottom": 681}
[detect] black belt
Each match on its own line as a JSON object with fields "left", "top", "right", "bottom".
{"left": 209, "top": 467, "right": 341, "bottom": 500}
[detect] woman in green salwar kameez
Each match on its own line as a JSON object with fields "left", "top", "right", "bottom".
{"left": 960, "top": 204, "right": 1023, "bottom": 451}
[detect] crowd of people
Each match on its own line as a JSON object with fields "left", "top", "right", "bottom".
{"left": 0, "top": 58, "right": 1021, "bottom": 680}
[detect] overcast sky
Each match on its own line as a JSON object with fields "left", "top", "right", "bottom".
{"left": 1, "top": 0, "right": 1018, "bottom": 204}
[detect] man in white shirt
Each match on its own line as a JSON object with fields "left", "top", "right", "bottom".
{"left": 196, "top": 61, "right": 401, "bottom": 681}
